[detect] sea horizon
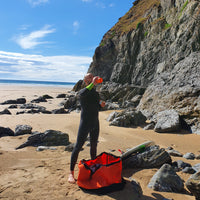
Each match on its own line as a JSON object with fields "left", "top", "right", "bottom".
{"left": 0, "top": 79, "right": 76, "bottom": 88}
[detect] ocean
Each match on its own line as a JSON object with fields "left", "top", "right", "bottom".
{"left": 0, "top": 79, "right": 76, "bottom": 88}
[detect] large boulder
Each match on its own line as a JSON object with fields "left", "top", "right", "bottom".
{"left": 148, "top": 163, "right": 184, "bottom": 192}
{"left": 109, "top": 109, "right": 147, "bottom": 127}
{"left": 153, "top": 109, "right": 181, "bottom": 133}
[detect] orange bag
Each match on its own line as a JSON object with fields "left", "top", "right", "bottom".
{"left": 77, "top": 152, "right": 123, "bottom": 190}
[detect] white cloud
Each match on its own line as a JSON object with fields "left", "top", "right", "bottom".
{"left": 28, "top": 0, "right": 49, "bottom": 7}
{"left": 14, "top": 25, "right": 56, "bottom": 49}
{"left": 0, "top": 51, "right": 92, "bottom": 82}
{"left": 73, "top": 21, "right": 80, "bottom": 34}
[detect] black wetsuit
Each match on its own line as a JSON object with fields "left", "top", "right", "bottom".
{"left": 70, "top": 87, "right": 100, "bottom": 171}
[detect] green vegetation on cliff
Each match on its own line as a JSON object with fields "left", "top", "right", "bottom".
{"left": 109, "top": 0, "right": 160, "bottom": 35}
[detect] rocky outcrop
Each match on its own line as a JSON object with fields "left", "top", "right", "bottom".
{"left": 86, "top": 0, "right": 200, "bottom": 133}
{"left": 148, "top": 163, "right": 184, "bottom": 192}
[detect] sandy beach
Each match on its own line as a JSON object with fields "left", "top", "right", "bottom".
{"left": 0, "top": 85, "right": 200, "bottom": 200}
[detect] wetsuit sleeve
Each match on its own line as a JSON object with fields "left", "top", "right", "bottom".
{"left": 79, "top": 83, "right": 94, "bottom": 98}
{"left": 86, "top": 83, "right": 94, "bottom": 90}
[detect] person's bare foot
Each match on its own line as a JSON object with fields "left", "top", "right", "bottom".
{"left": 68, "top": 172, "right": 76, "bottom": 184}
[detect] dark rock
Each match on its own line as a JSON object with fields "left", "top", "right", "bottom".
{"left": 72, "top": 79, "right": 84, "bottom": 92}
{"left": 63, "top": 96, "right": 78, "bottom": 110}
{"left": 42, "top": 94, "right": 53, "bottom": 99}
{"left": 0, "top": 108, "right": 11, "bottom": 115}
{"left": 31, "top": 96, "right": 47, "bottom": 103}
{"left": 8, "top": 105, "right": 18, "bottom": 109}
{"left": 167, "top": 149, "right": 183, "bottom": 157}
{"left": 0, "top": 98, "right": 26, "bottom": 105}
{"left": 186, "top": 171, "right": 200, "bottom": 200}
{"left": 16, "top": 111, "right": 26, "bottom": 115}
{"left": 16, "top": 130, "right": 70, "bottom": 149}
{"left": 172, "top": 160, "right": 192, "bottom": 171}
{"left": 0, "top": 127, "right": 14, "bottom": 137}
{"left": 183, "top": 152, "right": 196, "bottom": 160}
{"left": 15, "top": 125, "right": 32, "bottom": 136}
{"left": 56, "top": 94, "right": 66, "bottom": 98}
{"left": 182, "top": 167, "right": 196, "bottom": 174}
{"left": 196, "top": 154, "right": 200, "bottom": 160}
{"left": 123, "top": 145, "right": 172, "bottom": 169}
{"left": 129, "top": 177, "right": 143, "bottom": 198}
{"left": 51, "top": 108, "right": 69, "bottom": 114}
{"left": 148, "top": 164, "right": 184, "bottom": 192}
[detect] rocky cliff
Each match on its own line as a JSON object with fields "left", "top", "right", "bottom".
{"left": 87, "top": 0, "right": 200, "bottom": 133}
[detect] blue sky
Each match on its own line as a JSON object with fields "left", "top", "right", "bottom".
{"left": 0, "top": 0, "right": 133, "bottom": 82}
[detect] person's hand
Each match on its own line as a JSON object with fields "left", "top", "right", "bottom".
{"left": 92, "top": 76, "right": 99, "bottom": 85}
{"left": 99, "top": 100, "right": 105, "bottom": 108}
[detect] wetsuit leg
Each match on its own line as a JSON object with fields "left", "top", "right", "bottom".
{"left": 70, "top": 119, "right": 89, "bottom": 171}
{"left": 89, "top": 119, "right": 99, "bottom": 160}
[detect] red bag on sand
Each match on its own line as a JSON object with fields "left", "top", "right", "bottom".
{"left": 77, "top": 152, "right": 123, "bottom": 191}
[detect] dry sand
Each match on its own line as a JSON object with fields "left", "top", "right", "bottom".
{"left": 0, "top": 85, "right": 200, "bottom": 200}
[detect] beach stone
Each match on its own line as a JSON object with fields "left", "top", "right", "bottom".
{"left": 0, "top": 108, "right": 11, "bottom": 115}
{"left": 8, "top": 105, "right": 18, "bottom": 109}
{"left": 182, "top": 167, "right": 196, "bottom": 174}
{"left": 196, "top": 155, "right": 200, "bottom": 160}
{"left": 167, "top": 149, "right": 183, "bottom": 157}
{"left": 15, "top": 125, "right": 32, "bottom": 136}
{"left": 63, "top": 96, "right": 78, "bottom": 110}
{"left": 123, "top": 145, "right": 172, "bottom": 169}
{"left": 186, "top": 171, "right": 200, "bottom": 200}
{"left": 16, "top": 130, "right": 70, "bottom": 149}
{"left": 129, "top": 177, "right": 143, "bottom": 198}
{"left": 31, "top": 96, "right": 47, "bottom": 103}
{"left": 153, "top": 110, "right": 181, "bottom": 133}
{"left": 42, "top": 94, "right": 53, "bottom": 99}
{"left": 51, "top": 108, "right": 69, "bottom": 114}
{"left": 148, "top": 164, "right": 184, "bottom": 192}
{"left": 56, "top": 93, "right": 66, "bottom": 98}
{"left": 172, "top": 160, "right": 192, "bottom": 171}
{"left": 0, "top": 126, "right": 14, "bottom": 137}
{"left": 16, "top": 111, "right": 26, "bottom": 115}
{"left": 183, "top": 152, "right": 196, "bottom": 160}
{"left": 0, "top": 98, "right": 26, "bottom": 105}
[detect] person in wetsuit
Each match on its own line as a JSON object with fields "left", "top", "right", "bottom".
{"left": 68, "top": 73, "right": 105, "bottom": 184}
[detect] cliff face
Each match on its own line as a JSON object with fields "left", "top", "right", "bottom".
{"left": 87, "top": 0, "right": 200, "bottom": 133}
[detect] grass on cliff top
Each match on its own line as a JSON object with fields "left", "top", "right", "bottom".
{"left": 109, "top": 0, "right": 160, "bottom": 35}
